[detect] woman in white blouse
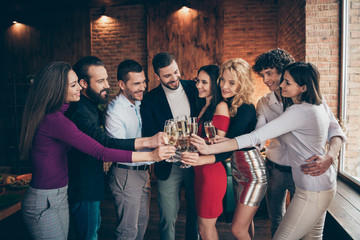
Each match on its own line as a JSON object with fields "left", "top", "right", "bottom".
{"left": 189, "top": 62, "right": 337, "bottom": 240}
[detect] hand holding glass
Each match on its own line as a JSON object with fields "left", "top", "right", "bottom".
{"left": 176, "top": 115, "right": 192, "bottom": 168}
{"left": 164, "top": 119, "right": 179, "bottom": 162}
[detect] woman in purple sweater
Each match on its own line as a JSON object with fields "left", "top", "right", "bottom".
{"left": 19, "top": 62, "right": 175, "bottom": 240}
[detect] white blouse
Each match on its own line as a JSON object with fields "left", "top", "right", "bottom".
{"left": 235, "top": 102, "right": 336, "bottom": 191}
{"left": 256, "top": 92, "right": 345, "bottom": 168}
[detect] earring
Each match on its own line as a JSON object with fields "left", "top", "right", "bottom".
{"left": 297, "top": 93, "right": 302, "bottom": 101}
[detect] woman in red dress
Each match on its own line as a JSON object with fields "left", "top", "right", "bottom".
{"left": 193, "top": 65, "right": 230, "bottom": 240}
{"left": 183, "top": 59, "right": 262, "bottom": 240}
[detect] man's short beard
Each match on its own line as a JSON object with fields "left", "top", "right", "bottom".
{"left": 86, "top": 85, "right": 110, "bottom": 104}
{"left": 161, "top": 77, "right": 180, "bottom": 90}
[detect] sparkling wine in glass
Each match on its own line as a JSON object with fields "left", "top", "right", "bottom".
{"left": 177, "top": 135, "right": 189, "bottom": 152}
{"left": 188, "top": 117, "right": 198, "bottom": 135}
{"left": 187, "top": 117, "right": 198, "bottom": 152}
{"left": 204, "top": 120, "right": 216, "bottom": 144}
{"left": 176, "top": 114, "right": 189, "bottom": 136}
{"left": 176, "top": 114, "right": 192, "bottom": 169}
{"left": 178, "top": 135, "right": 192, "bottom": 169}
{"left": 164, "top": 119, "right": 179, "bottom": 162}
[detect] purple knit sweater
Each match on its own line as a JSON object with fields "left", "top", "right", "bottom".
{"left": 30, "top": 103, "right": 132, "bottom": 189}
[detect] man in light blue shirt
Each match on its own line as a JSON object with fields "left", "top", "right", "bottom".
{"left": 105, "top": 59, "right": 152, "bottom": 240}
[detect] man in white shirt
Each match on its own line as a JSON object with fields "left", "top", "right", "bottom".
{"left": 253, "top": 49, "right": 345, "bottom": 237}
{"left": 105, "top": 59, "right": 151, "bottom": 240}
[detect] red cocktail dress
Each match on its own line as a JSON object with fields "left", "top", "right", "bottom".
{"left": 194, "top": 114, "right": 230, "bottom": 218}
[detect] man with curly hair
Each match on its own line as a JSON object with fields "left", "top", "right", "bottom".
{"left": 253, "top": 49, "right": 345, "bottom": 237}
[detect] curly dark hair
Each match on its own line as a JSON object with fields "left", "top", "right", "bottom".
{"left": 252, "top": 48, "right": 295, "bottom": 75}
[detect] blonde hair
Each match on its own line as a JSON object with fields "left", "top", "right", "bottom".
{"left": 219, "top": 58, "right": 254, "bottom": 117}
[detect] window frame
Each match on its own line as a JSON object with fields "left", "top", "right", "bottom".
{"left": 339, "top": 0, "right": 360, "bottom": 191}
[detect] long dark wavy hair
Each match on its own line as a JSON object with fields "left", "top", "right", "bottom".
{"left": 197, "top": 64, "right": 222, "bottom": 125}
{"left": 281, "top": 62, "right": 322, "bottom": 111}
{"left": 19, "top": 62, "right": 72, "bottom": 160}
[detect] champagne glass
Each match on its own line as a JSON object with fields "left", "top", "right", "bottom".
{"left": 187, "top": 117, "right": 198, "bottom": 152}
{"left": 204, "top": 120, "right": 216, "bottom": 144}
{"left": 177, "top": 135, "right": 190, "bottom": 153}
{"left": 176, "top": 115, "right": 192, "bottom": 169}
{"left": 178, "top": 136, "right": 191, "bottom": 168}
{"left": 176, "top": 114, "right": 189, "bottom": 136}
{"left": 164, "top": 119, "right": 179, "bottom": 162}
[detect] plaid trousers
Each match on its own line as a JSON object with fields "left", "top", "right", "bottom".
{"left": 22, "top": 185, "right": 69, "bottom": 240}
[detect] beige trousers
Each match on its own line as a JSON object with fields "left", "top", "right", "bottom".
{"left": 273, "top": 185, "right": 336, "bottom": 240}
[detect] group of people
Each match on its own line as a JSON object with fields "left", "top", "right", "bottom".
{"left": 18, "top": 48, "right": 345, "bottom": 240}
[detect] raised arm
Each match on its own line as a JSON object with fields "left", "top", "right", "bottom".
{"left": 191, "top": 135, "right": 239, "bottom": 155}
{"left": 66, "top": 103, "right": 135, "bottom": 151}
{"left": 193, "top": 104, "right": 306, "bottom": 155}
{"left": 54, "top": 114, "right": 174, "bottom": 163}
{"left": 134, "top": 132, "right": 167, "bottom": 149}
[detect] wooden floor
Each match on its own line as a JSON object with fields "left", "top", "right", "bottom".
{"left": 76, "top": 181, "right": 271, "bottom": 240}
{"left": 0, "top": 181, "right": 271, "bottom": 240}
{"left": 0, "top": 180, "right": 353, "bottom": 240}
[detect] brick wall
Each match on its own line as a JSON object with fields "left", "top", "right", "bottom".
{"left": 222, "top": 0, "right": 278, "bottom": 103}
{"left": 90, "top": 1, "right": 279, "bottom": 103}
{"left": 91, "top": 5, "right": 147, "bottom": 96}
{"left": 305, "top": 0, "right": 340, "bottom": 114}
{"left": 277, "top": 0, "right": 341, "bottom": 113}
{"left": 89, "top": 1, "right": 341, "bottom": 110}
{"left": 277, "top": 0, "right": 306, "bottom": 62}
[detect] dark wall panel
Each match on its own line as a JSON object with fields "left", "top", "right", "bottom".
{"left": 0, "top": 9, "right": 91, "bottom": 171}
{"left": 146, "top": 0, "right": 224, "bottom": 89}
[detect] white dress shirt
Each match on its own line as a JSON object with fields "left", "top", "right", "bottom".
{"left": 256, "top": 91, "right": 290, "bottom": 165}
{"left": 236, "top": 102, "right": 336, "bottom": 191}
{"left": 106, "top": 94, "right": 153, "bottom": 166}
{"left": 256, "top": 92, "right": 346, "bottom": 166}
